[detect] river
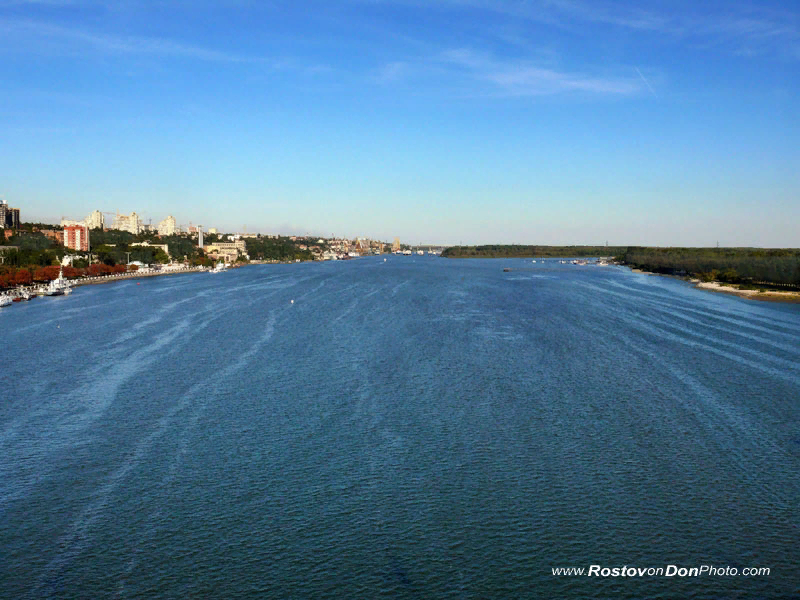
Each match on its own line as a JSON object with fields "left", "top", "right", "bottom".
{"left": 1, "top": 257, "right": 798, "bottom": 598}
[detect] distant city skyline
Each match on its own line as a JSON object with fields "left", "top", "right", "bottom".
{"left": 1, "top": 1, "right": 798, "bottom": 247}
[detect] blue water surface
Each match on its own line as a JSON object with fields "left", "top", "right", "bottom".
{"left": 1, "top": 257, "right": 798, "bottom": 599}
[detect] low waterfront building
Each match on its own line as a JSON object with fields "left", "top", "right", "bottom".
{"left": 131, "top": 241, "right": 170, "bottom": 257}
{"left": 204, "top": 239, "right": 247, "bottom": 262}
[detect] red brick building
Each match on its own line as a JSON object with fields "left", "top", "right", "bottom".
{"left": 63, "top": 224, "right": 89, "bottom": 251}
{"left": 41, "top": 229, "right": 63, "bottom": 244}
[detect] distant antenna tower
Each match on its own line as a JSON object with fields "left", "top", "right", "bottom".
{"left": 717, "top": 241, "right": 720, "bottom": 248}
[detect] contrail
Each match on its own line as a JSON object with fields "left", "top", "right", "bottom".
{"left": 635, "top": 66, "right": 659, "bottom": 99}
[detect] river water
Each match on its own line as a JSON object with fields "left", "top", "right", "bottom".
{"left": 1, "top": 257, "right": 798, "bottom": 599}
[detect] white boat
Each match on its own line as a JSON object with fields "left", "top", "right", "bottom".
{"left": 43, "top": 268, "right": 72, "bottom": 295}
{"left": 43, "top": 279, "right": 65, "bottom": 296}
{"left": 403, "top": 249, "right": 412, "bottom": 255}
{"left": 0, "top": 294, "right": 12, "bottom": 307}
{"left": 417, "top": 250, "right": 424, "bottom": 255}
{"left": 209, "top": 261, "right": 228, "bottom": 273}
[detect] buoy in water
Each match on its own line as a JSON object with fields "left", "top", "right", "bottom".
{"left": 290, "top": 299, "right": 294, "bottom": 304}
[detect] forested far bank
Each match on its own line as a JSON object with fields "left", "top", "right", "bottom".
{"left": 442, "top": 245, "right": 625, "bottom": 258}
{"left": 617, "top": 247, "right": 800, "bottom": 288}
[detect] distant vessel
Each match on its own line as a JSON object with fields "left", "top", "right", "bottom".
{"left": 42, "top": 268, "right": 71, "bottom": 296}
{"left": 57, "top": 271, "right": 73, "bottom": 295}
{"left": 42, "top": 281, "right": 65, "bottom": 296}
{"left": 417, "top": 250, "right": 424, "bottom": 256}
{"left": 13, "top": 290, "right": 33, "bottom": 302}
{"left": 403, "top": 250, "right": 412, "bottom": 255}
{"left": 209, "top": 261, "right": 228, "bottom": 273}
{"left": 0, "top": 294, "right": 12, "bottom": 307}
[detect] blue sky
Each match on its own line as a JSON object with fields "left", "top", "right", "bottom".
{"left": 1, "top": 0, "right": 797, "bottom": 246}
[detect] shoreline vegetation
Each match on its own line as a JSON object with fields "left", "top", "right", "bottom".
{"left": 441, "top": 245, "right": 624, "bottom": 259}
{"left": 0, "top": 223, "right": 320, "bottom": 293}
{"left": 617, "top": 246, "right": 800, "bottom": 303}
{"left": 442, "top": 244, "right": 800, "bottom": 303}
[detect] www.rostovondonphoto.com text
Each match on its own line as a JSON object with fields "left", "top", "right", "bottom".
{"left": 552, "top": 565, "right": 770, "bottom": 577}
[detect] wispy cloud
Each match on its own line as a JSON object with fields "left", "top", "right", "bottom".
{"left": 355, "top": 0, "right": 800, "bottom": 59}
{"left": 375, "top": 61, "right": 410, "bottom": 83}
{"left": 634, "top": 66, "right": 658, "bottom": 99}
{"left": 438, "top": 48, "right": 639, "bottom": 97}
{"left": 0, "top": 17, "right": 266, "bottom": 63}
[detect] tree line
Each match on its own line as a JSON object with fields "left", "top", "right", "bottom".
{"left": 0, "top": 264, "right": 131, "bottom": 289}
{"left": 244, "top": 237, "right": 314, "bottom": 261}
{"left": 616, "top": 247, "right": 800, "bottom": 288}
{"left": 442, "top": 245, "right": 625, "bottom": 258}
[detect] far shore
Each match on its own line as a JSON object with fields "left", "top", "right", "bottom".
{"left": 630, "top": 268, "right": 800, "bottom": 303}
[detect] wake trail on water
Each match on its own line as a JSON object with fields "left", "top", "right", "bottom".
{"left": 112, "top": 311, "right": 279, "bottom": 598}
{"left": 0, "top": 309, "right": 219, "bottom": 518}
{"left": 605, "top": 327, "right": 797, "bottom": 512}
{"left": 34, "top": 308, "right": 282, "bottom": 599}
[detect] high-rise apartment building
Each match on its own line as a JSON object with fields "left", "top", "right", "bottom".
{"left": 5, "top": 207, "right": 20, "bottom": 229}
{"left": 113, "top": 212, "right": 141, "bottom": 235}
{"left": 0, "top": 199, "right": 19, "bottom": 229}
{"left": 85, "top": 210, "right": 104, "bottom": 230}
{"left": 63, "top": 224, "right": 90, "bottom": 251}
{"left": 158, "top": 215, "right": 176, "bottom": 236}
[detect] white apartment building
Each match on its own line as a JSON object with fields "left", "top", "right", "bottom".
{"left": 113, "top": 212, "right": 141, "bottom": 235}
{"left": 158, "top": 215, "right": 176, "bottom": 236}
{"left": 85, "top": 210, "right": 104, "bottom": 229}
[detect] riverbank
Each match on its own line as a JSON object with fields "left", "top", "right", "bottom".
{"left": 630, "top": 267, "right": 800, "bottom": 303}
{"left": 691, "top": 280, "right": 800, "bottom": 303}
{"left": 0, "top": 261, "right": 312, "bottom": 298}
{"left": 1, "top": 265, "right": 211, "bottom": 297}
{"left": 72, "top": 265, "right": 210, "bottom": 286}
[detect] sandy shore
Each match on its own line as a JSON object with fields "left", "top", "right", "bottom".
{"left": 691, "top": 280, "right": 800, "bottom": 303}
{"left": 628, "top": 267, "right": 800, "bottom": 303}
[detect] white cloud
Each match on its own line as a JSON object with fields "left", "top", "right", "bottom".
{"left": 439, "top": 48, "right": 639, "bottom": 96}
{"left": 0, "top": 17, "right": 263, "bottom": 63}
